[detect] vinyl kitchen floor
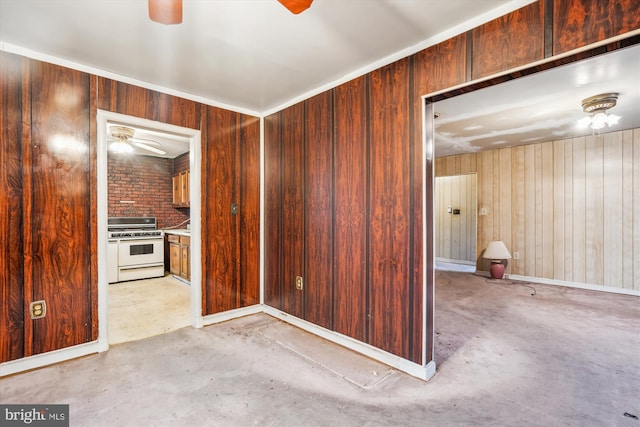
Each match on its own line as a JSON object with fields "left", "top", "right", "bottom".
{"left": 108, "top": 274, "right": 191, "bottom": 345}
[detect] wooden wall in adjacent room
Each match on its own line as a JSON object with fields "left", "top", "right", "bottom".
{"left": 435, "top": 129, "right": 640, "bottom": 291}
{"left": 264, "top": 0, "right": 639, "bottom": 366}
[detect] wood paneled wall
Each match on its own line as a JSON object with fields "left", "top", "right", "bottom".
{"left": 1, "top": 56, "right": 260, "bottom": 364}
{"left": 435, "top": 175, "right": 477, "bottom": 263}
{"left": 201, "top": 106, "right": 260, "bottom": 314}
{"left": 265, "top": 0, "right": 639, "bottom": 366}
{"left": 435, "top": 129, "right": 640, "bottom": 291}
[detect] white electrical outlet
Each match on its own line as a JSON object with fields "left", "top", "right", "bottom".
{"left": 513, "top": 251, "right": 520, "bottom": 260}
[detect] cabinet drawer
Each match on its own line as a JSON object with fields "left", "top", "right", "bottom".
{"left": 167, "top": 234, "right": 180, "bottom": 243}
{"left": 180, "top": 236, "right": 190, "bottom": 245}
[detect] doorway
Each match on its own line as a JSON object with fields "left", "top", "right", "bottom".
{"left": 96, "top": 110, "right": 203, "bottom": 352}
{"left": 434, "top": 174, "right": 477, "bottom": 272}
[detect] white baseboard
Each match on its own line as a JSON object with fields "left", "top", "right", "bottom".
{"left": 201, "top": 304, "right": 263, "bottom": 326}
{"left": 262, "top": 306, "right": 436, "bottom": 381}
{"left": 0, "top": 341, "right": 102, "bottom": 378}
{"left": 477, "top": 271, "right": 640, "bottom": 296}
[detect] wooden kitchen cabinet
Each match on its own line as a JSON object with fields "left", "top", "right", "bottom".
{"left": 180, "top": 235, "right": 190, "bottom": 281}
{"left": 168, "top": 234, "right": 181, "bottom": 275}
{"left": 172, "top": 170, "right": 190, "bottom": 207}
{"left": 166, "top": 233, "right": 190, "bottom": 281}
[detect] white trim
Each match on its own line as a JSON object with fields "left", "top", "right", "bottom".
{"left": 262, "top": 306, "right": 436, "bottom": 381}
{"left": 0, "top": 342, "right": 102, "bottom": 378}
{"left": 261, "top": 0, "right": 535, "bottom": 116}
{"left": 0, "top": 43, "right": 260, "bottom": 118}
{"left": 96, "top": 110, "right": 204, "bottom": 349}
{"left": 476, "top": 271, "right": 640, "bottom": 296}
{"left": 201, "top": 305, "right": 264, "bottom": 326}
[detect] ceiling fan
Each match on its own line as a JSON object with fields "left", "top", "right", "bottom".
{"left": 108, "top": 126, "right": 167, "bottom": 156}
{"left": 148, "top": 0, "right": 313, "bottom": 25}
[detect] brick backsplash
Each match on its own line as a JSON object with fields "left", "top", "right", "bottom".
{"left": 108, "top": 153, "right": 189, "bottom": 229}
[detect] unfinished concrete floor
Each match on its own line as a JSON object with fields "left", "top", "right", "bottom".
{"left": 1, "top": 271, "right": 639, "bottom": 426}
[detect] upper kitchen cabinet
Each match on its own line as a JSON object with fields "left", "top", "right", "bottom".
{"left": 172, "top": 170, "right": 190, "bottom": 207}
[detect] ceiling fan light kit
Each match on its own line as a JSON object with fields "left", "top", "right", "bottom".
{"left": 147, "top": 0, "right": 312, "bottom": 24}
{"left": 578, "top": 92, "right": 621, "bottom": 130}
{"left": 108, "top": 125, "right": 167, "bottom": 156}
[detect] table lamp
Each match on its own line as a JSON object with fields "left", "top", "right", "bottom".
{"left": 483, "top": 241, "right": 512, "bottom": 279}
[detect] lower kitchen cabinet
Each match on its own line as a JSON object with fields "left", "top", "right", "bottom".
{"left": 166, "top": 233, "right": 190, "bottom": 281}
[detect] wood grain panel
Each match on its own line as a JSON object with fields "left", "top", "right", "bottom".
{"left": 29, "top": 60, "right": 92, "bottom": 354}
{"left": 413, "top": 34, "right": 467, "bottom": 96}
{"left": 202, "top": 106, "right": 239, "bottom": 314}
{"left": 554, "top": 0, "right": 640, "bottom": 55}
{"left": 368, "top": 59, "right": 411, "bottom": 358}
{"left": 621, "top": 130, "right": 635, "bottom": 289}
{"left": 563, "top": 139, "right": 574, "bottom": 281}
{"left": 0, "top": 52, "right": 25, "bottom": 362}
{"left": 239, "top": 114, "right": 261, "bottom": 306}
{"left": 541, "top": 142, "right": 554, "bottom": 278}
{"left": 472, "top": 1, "right": 545, "bottom": 80}
{"left": 572, "top": 137, "right": 586, "bottom": 283}
{"left": 263, "top": 113, "right": 283, "bottom": 308}
{"left": 603, "top": 131, "right": 623, "bottom": 286}
{"left": 511, "top": 146, "right": 525, "bottom": 275}
{"left": 435, "top": 175, "right": 477, "bottom": 263}
{"left": 281, "top": 102, "right": 305, "bottom": 318}
{"left": 96, "top": 77, "right": 201, "bottom": 130}
{"left": 304, "top": 91, "right": 333, "bottom": 329}
{"left": 333, "top": 76, "right": 368, "bottom": 341}
{"left": 553, "top": 140, "right": 566, "bottom": 280}
{"left": 584, "top": 135, "right": 604, "bottom": 285}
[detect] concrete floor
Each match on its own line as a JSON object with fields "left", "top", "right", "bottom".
{"left": 1, "top": 271, "right": 639, "bottom": 426}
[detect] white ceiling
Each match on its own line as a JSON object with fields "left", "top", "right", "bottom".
{"left": 0, "top": 0, "right": 531, "bottom": 115}
{"left": 434, "top": 44, "right": 640, "bottom": 157}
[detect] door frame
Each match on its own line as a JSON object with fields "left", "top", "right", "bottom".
{"left": 96, "top": 110, "right": 203, "bottom": 352}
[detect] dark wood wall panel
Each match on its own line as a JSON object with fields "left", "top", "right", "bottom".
{"left": 281, "top": 102, "right": 306, "bottom": 318}
{"left": 412, "top": 34, "right": 467, "bottom": 96}
{"left": 239, "top": 114, "right": 261, "bottom": 307}
{"left": 333, "top": 77, "right": 369, "bottom": 341}
{"left": 368, "top": 59, "right": 412, "bottom": 358}
{"left": 0, "top": 52, "right": 25, "bottom": 363}
{"left": 264, "top": 113, "right": 283, "bottom": 308}
{"left": 202, "top": 106, "right": 239, "bottom": 314}
{"left": 554, "top": 0, "right": 640, "bottom": 54}
{"left": 29, "top": 61, "right": 92, "bottom": 354}
{"left": 96, "top": 77, "right": 201, "bottom": 130}
{"left": 472, "top": 1, "right": 545, "bottom": 80}
{"left": 303, "top": 91, "right": 334, "bottom": 329}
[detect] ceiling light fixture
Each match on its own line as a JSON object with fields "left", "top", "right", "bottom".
{"left": 578, "top": 93, "right": 621, "bottom": 130}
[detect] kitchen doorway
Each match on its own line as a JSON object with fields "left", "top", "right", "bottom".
{"left": 96, "top": 110, "right": 203, "bottom": 352}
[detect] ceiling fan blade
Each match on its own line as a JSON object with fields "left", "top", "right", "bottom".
{"left": 130, "top": 137, "right": 162, "bottom": 146}
{"left": 133, "top": 142, "right": 167, "bottom": 155}
{"left": 277, "top": 0, "right": 313, "bottom": 14}
{"left": 148, "top": 0, "right": 182, "bottom": 25}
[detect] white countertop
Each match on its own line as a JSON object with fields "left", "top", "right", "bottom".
{"left": 164, "top": 229, "right": 191, "bottom": 237}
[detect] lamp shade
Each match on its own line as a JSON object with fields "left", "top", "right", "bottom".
{"left": 483, "top": 241, "right": 512, "bottom": 260}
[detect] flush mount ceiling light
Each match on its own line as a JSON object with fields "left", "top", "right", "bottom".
{"left": 578, "top": 92, "right": 621, "bottom": 130}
